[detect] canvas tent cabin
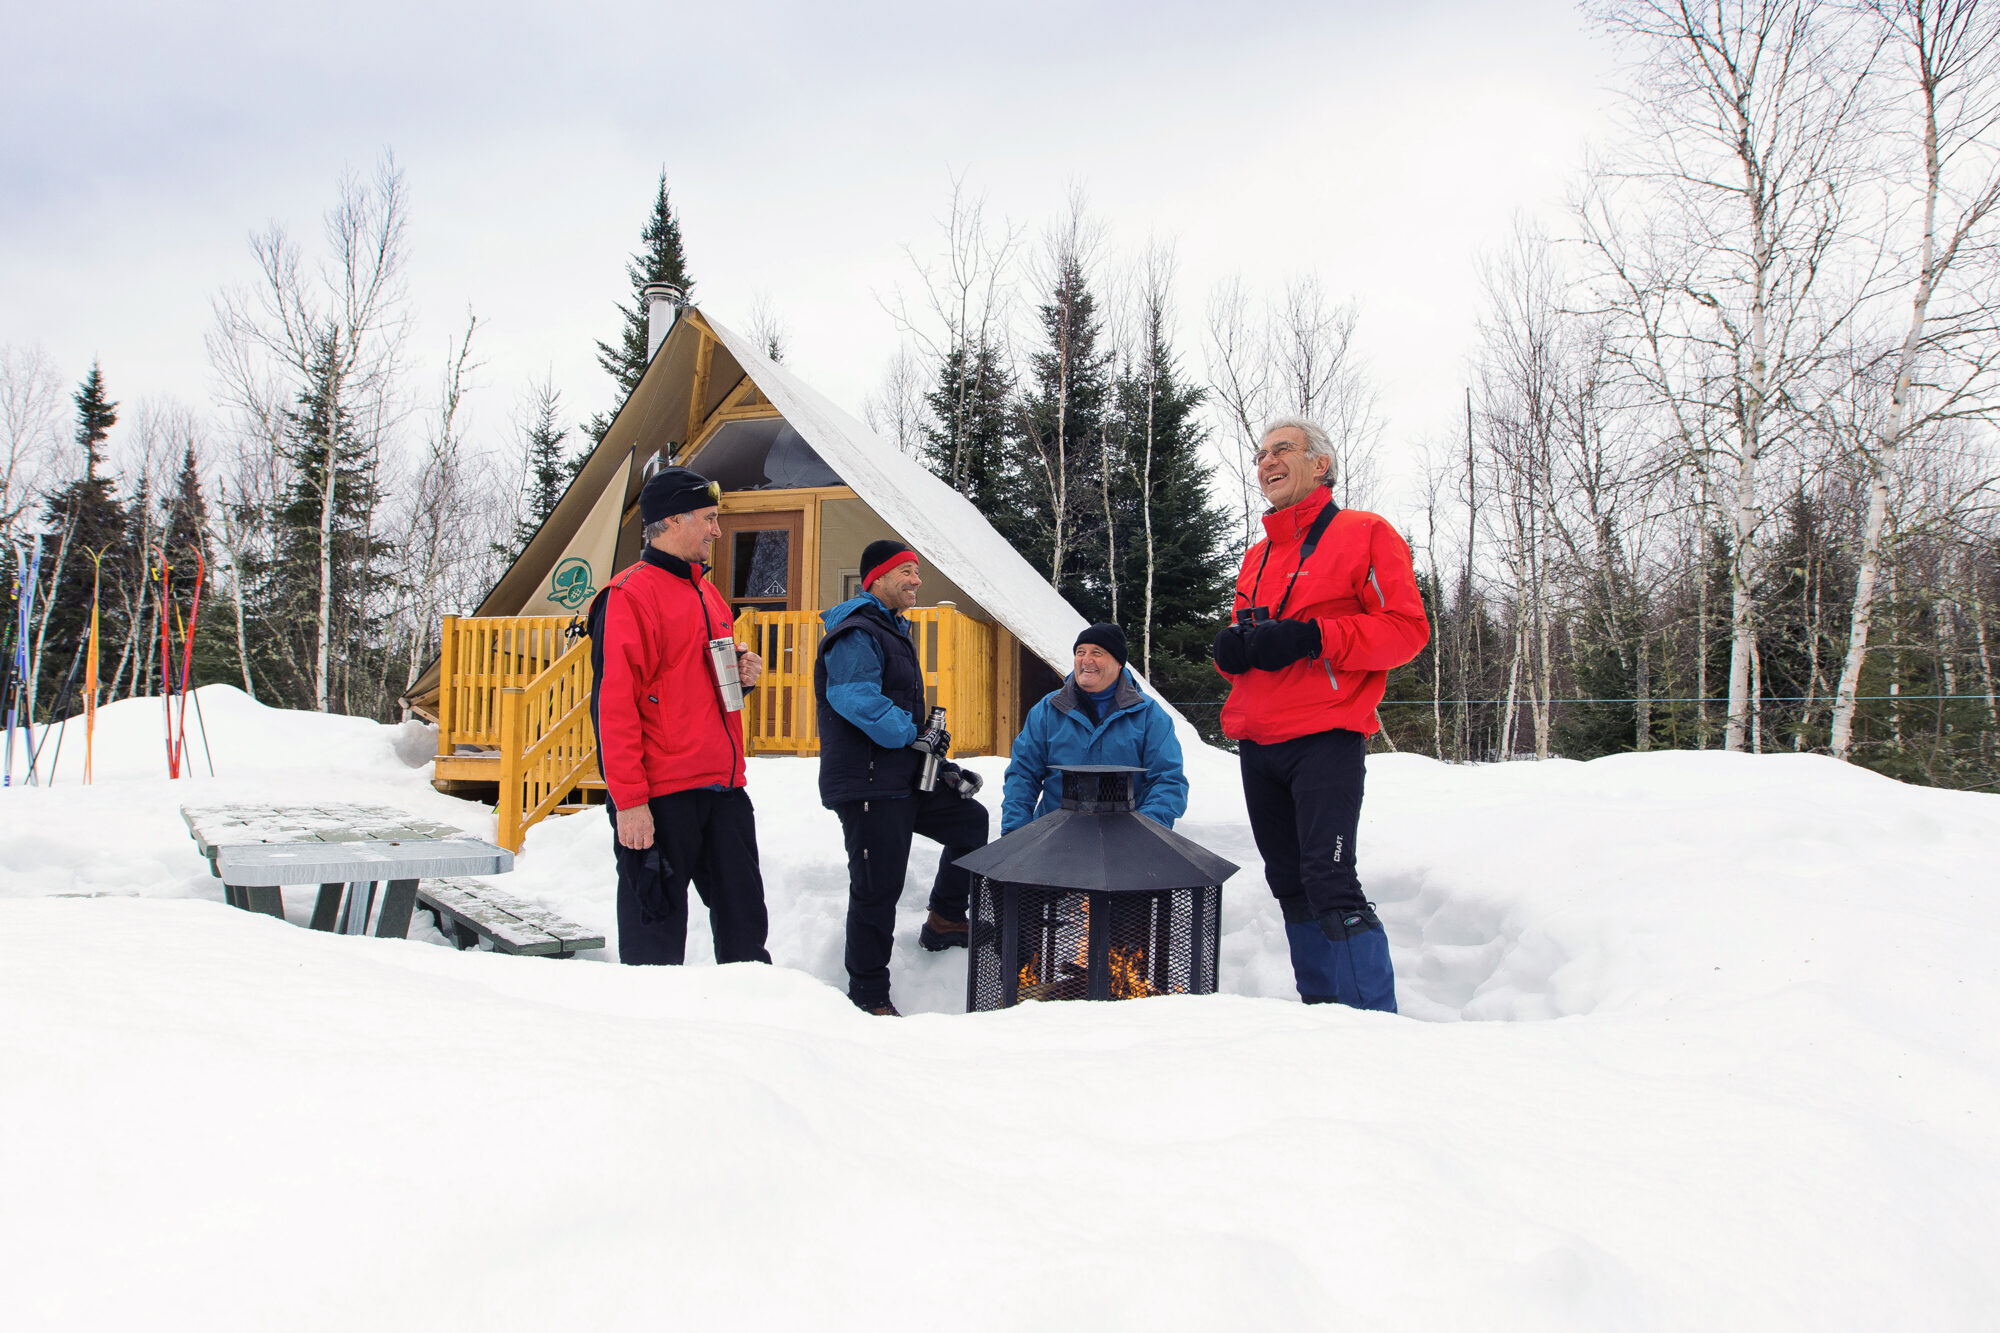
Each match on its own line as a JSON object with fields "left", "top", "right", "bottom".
{"left": 403, "top": 295, "right": 1084, "bottom": 849}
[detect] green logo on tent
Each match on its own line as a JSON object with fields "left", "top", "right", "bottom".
{"left": 548, "top": 557, "right": 597, "bottom": 610}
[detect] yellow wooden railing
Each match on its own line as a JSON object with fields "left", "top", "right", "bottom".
{"left": 733, "top": 607, "right": 997, "bottom": 755}
{"left": 495, "top": 635, "right": 597, "bottom": 852}
{"left": 438, "top": 614, "right": 576, "bottom": 753}
{"left": 460, "top": 607, "right": 999, "bottom": 849}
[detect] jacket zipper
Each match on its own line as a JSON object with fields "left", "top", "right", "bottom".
{"left": 1323, "top": 660, "right": 1339, "bottom": 694}
{"left": 1367, "top": 566, "right": 1386, "bottom": 610}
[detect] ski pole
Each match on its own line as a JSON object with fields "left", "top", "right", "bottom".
{"left": 25, "top": 643, "right": 86, "bottom": 785}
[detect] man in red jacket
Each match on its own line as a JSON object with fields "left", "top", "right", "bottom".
{"left": 598, "top": 466, "right": 771, "bottom": 966}
{"left": 1212, "top": 417, "right": 1429, "bottom": 1011}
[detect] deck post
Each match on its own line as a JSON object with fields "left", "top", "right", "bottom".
{"left": 994, "top": 625, "right": 1019, "bottom": 752}
{"left": 438, "top": 615, "right": 459, "bottom": 756}
{"left": 497, "top": 685, "right": 525, "bottom": 853}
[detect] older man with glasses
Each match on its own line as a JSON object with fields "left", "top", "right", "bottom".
{"left": 1211, "top": 417, "right": 1429, "bottom": 1011}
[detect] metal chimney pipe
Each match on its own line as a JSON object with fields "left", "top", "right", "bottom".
{"left": 641, "top": 282, "right": 685, "bottom": 362}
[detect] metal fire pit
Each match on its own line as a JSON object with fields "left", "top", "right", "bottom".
{"left": 954, "top": 766, "right": 1237, "bottom": 1010}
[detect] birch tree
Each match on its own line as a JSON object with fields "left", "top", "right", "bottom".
{"left": 208, "top": 155, "right": 410, "bottom": 712}
{"left": 1829, "top": 0, "right": 2000, "bottom": 757}
{"left": 1581, "top": 0, "right": 1880, "bottom": 750}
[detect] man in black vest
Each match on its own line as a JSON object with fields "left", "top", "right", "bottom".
{"left": 814, "top": 540, "right": 990, "bottom": 1015}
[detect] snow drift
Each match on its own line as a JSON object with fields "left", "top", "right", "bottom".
{"left": 3, "top": 686, "right": 1997, "bottom": 1329}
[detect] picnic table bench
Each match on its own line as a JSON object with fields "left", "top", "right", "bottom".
{"left": 182, "top": 802, "right": 515, "bottom": 939}
{"left": 419, "top": 878, "right": 605, "bottom": 957}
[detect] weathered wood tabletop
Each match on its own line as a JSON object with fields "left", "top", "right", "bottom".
{"left": 181, "top": 802, "right": 515, "bottom": 938}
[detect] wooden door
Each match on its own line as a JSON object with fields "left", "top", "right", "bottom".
{"left": 714, "top": 510, "right": 804, "bottom": 616}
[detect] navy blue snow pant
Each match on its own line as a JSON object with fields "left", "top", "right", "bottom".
{"left": 610, "top": 787, "right": 772, "bottom": 967}
{"left": 834, "top": 788, "right": 989, "bottom": 1007}
{"left": 1240, "top": 727, "right": 1396, "bottom": 1012}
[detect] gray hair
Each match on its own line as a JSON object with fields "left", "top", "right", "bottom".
{"left": 642, "top": 516, "right": 671, "bottom": 544}
{"left": 1260, "top": 415, "right": 1337, "bottom": 488}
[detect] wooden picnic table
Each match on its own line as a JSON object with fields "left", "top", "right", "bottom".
{"left": 182, "top": 802, "right": 515, "bottom": 938}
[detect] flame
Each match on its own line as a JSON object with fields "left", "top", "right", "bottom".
{"left": 1108, "top": 944, "right": 1160, "bottom": 999}
{"left": 1011, "top": 914, "right": 1174, "bottom": 1002}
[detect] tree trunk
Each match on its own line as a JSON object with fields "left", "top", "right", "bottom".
{"left": 1634, "top": 624, "right": 1651, "bottom": 753}
{"left": 1723, "top": 443, "right": 1761, "bottom": 752}
{"left": 1141, "top": 334, "right": 1157, "bottom": 678}
{"left": 1971, "top": 590, "right": 1997, "bottom": 762}
{"left": 1750, "top": 629, "right": 1763, "bottom": 755}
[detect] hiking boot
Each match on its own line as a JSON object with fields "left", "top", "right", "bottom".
{"left": 853, "top": 997, "right": 902, "bottom": 1017}
{"left": 919, "top": 910, "right": 970, "bottom": 952}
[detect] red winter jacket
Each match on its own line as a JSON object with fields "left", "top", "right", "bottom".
{"left": 597, "top": 547, "right": 745, "bottom": 809}
{"left": 1220, "top": 486, "right": 1431, "bottom": 744}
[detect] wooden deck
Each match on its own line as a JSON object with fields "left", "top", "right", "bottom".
{"left": 430, "top": 607, "right": 1014, "bottom": 851}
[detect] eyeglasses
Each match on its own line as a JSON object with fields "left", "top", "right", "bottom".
{"left": 1252, "top": 442, "right": 1304, "bottom": 465}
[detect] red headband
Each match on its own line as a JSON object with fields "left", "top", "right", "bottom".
{"left": 864, "top": 549, "right": 919, "bottom": 589}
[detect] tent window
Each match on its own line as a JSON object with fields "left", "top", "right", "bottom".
{"left": 733, "top": 530, "right": 790, "bottom": 601}
{"left": 698, "top": 417, "right": 840, "bottom": 490}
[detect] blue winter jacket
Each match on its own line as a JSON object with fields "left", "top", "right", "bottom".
{"left": 1001, "top": 670, "right": 1188, "bottom": 834}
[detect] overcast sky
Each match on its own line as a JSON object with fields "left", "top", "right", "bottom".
{"left": 3, "top": 1, "right": 1619, "bottom": 509}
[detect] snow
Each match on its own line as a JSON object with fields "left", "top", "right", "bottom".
{"left": 4, "top": 685, "right": 1999, "bottom": 1329}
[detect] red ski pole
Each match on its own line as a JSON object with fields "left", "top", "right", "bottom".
{"left": 171, "top": 545, "right": 205, "bottom": 779}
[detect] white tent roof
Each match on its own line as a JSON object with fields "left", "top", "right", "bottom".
{"left": 698, "top": 316, "right": 1198, "bottom": 739}
{"left": 704, "top": 323, "right": 1049, "bottom": 665}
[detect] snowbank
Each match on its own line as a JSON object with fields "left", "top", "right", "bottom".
{"left": 4, "top": 687, "right": 1998, "bottom": 1329}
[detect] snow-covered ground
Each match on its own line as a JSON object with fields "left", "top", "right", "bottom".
{"left": 4, "top": 686, "right": 1998, "bottom": 1330}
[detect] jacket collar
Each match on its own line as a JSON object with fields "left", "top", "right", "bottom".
{"left": 1052, "top": 669, "right": 1142, "bottom": 719}
{"left": 1260, "top": 483, "right": 1334, "bottom": 545}
{"left": 640, "top": 544, "right": 705, "bottom": 581}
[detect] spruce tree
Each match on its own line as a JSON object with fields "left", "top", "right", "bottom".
{"left": 159, "top": 441, "right": 233, "bottom": 690}
{"left": 36, "top": 364, "right": 128, "bottom": 713}
{"left": 240, "top": 333, "right": 394, "bottom": 711}
{"left": 1111, "top": 308, "right": 1231, "bottom": 666}
{"left": 584, "top": 171, "right": 696, "bottom": 451}
{"left": 1018, "top": 254, "right": 1112, "bottom": 608}
{"left": 508, "top": 380, "right": 570, "bottom": 559}
{"left": 921, "top": 340, "right": 1020, "bottom": 533}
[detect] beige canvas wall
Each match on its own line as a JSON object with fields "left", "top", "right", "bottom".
{"left": 818, "top": 496, "right": 987, "bottom": 618}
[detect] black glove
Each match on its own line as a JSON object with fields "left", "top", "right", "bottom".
{"left": 1211, "top": 624, "right": 1251, "bottom": 674}
{"left": 1247, "top": 617, "right": 1321, "bottom": 671}
{"left": 637, "top": 845, "right": 676, "bottom": 925}
{"left": 1318, "top": 903, "right": 1382, "bottom": 941}
{"left": 939, "top": 763, "right": 984, "bottom": 798}
{"left": 912, "top": 727, "right": 951, "bottom": 758}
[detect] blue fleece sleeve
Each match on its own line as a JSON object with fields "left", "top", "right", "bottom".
{"left": 1135, "top": 704, "right": 1188, "bottom": 829}
{"left": 1000, "top": 701, "right": 1053, "bottom": 835}
{"left": 824, "top": 632, "right": 920, "bottom": 749}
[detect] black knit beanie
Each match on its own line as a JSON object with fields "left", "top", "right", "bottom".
{"left": 640, "top": 466, "right": 719, "bottom": 523}
{"left": 1074, "top": 622, "right": 1128, "bottom": 668}
{"left": 859, "top": 538, "right": 919, "bottom": 589}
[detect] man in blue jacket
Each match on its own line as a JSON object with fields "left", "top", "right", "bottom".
{"left": 813, "top": 540, "right": 990, "bottom": 1016}
{"left": 1001, "top": 624, "right": 1188, "bottom": 835}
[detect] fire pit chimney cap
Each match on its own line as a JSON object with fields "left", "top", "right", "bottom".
{"left": 1055, "top": 764, "right": 1142, "bottom": 812}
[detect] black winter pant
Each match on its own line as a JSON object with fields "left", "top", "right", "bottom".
{"left": 1239, "top": 728, "right": 1368, "bottom": 925}
{"left": 610, "top": 787, "right": 772, "bottom": 966}
{"left": 834, "top": 788, "right": 989, "bottom": 1005}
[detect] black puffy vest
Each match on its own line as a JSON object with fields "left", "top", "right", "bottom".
{"left": 813, "top": 599, "right": 926, "bottom": 806}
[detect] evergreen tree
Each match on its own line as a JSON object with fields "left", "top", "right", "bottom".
{"left": 159, "top": 441, "right": 234, "bottom": 690}
{"left": 1017, "top": 253, "right": 1112, "bottom": 606}
{"left": 36, "top": 364, "right": 128, "bottom": 713}
{"left": 584, "top": 171, "right": 696, "bottom": 451}
{"left": 508, "top": 379, "right": 570, "bottom": 559}
{"left": 920, "top": 339, "right": 1020, "bottom": 533}
{"left": 240, "top": 333, "right": 394, "bottom": 711}
{"left": 1111, "top": 306, "right": 1231, "bottom": 672}
{"left": 1100, "top": 306, "right": 1232, "bottom": 735}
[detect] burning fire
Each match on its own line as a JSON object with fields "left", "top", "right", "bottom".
{"left": 1015, "top": 935, "right": 1168, "bottom": 1001}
